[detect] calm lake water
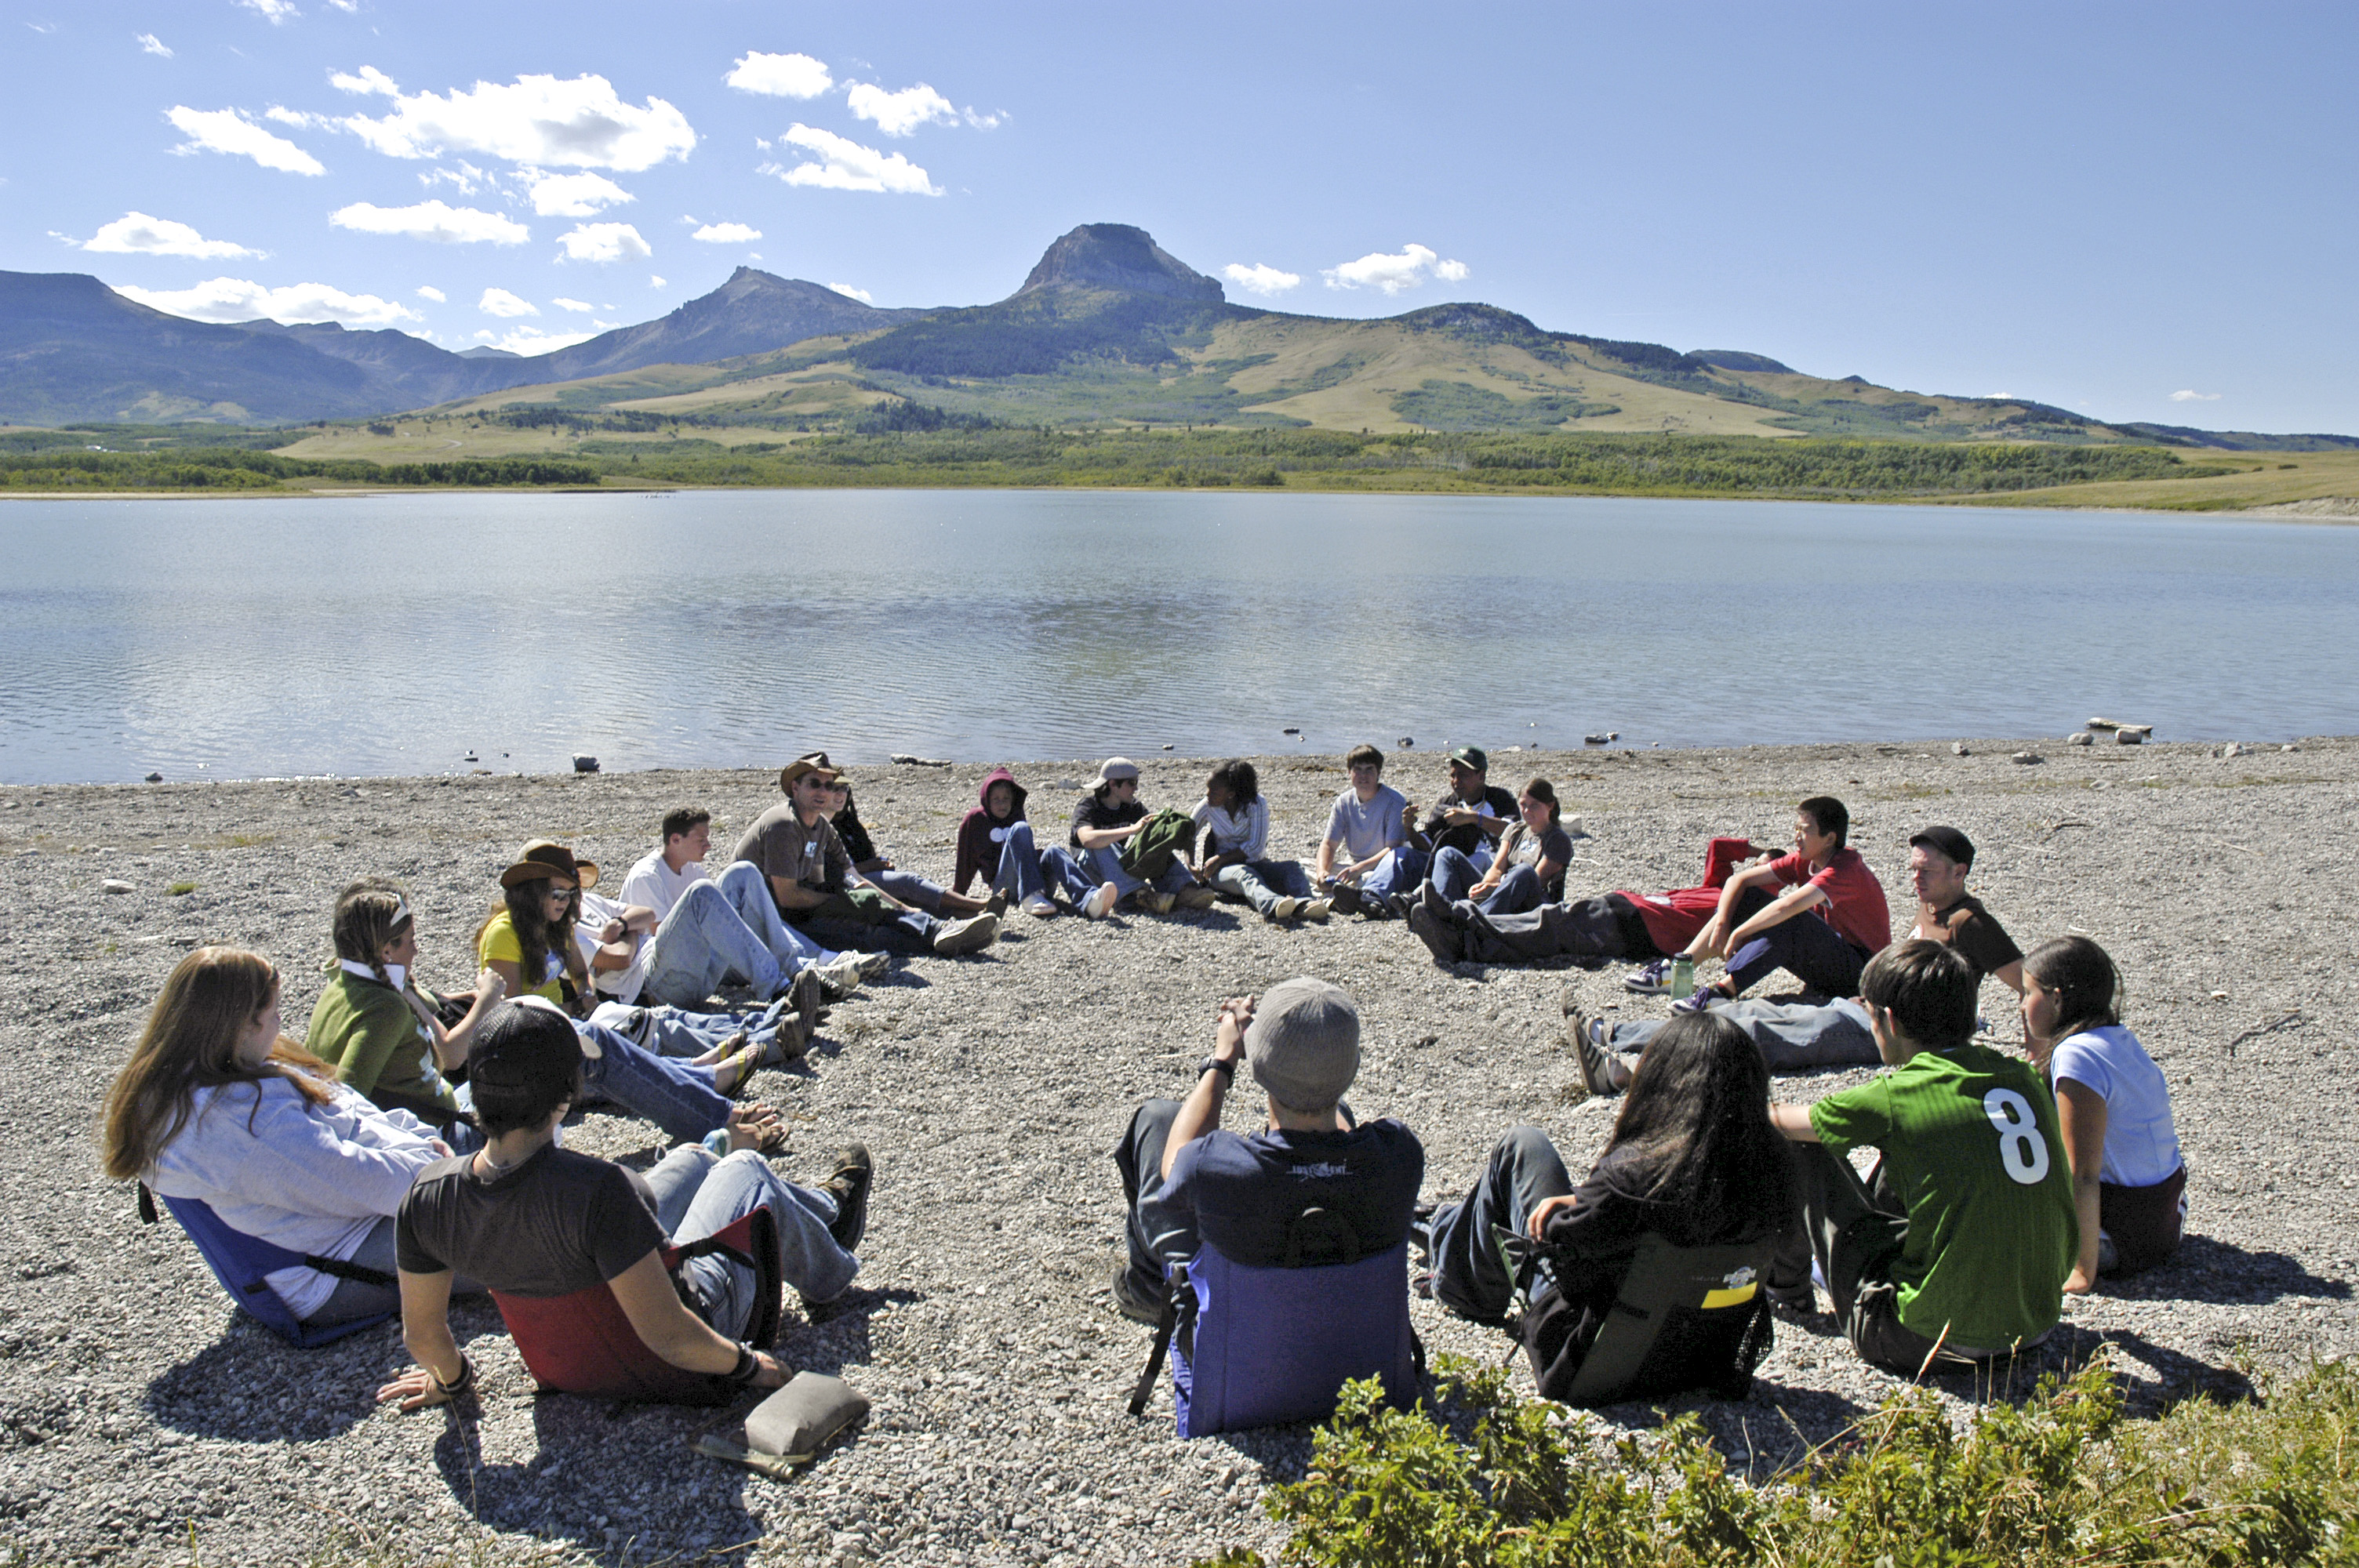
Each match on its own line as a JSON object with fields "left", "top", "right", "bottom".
{"left": 3, "top": 488, "right": 2355, "bottom": 785}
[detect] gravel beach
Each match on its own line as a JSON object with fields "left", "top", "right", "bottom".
{"left": 2, "top": 736, "right": 2352, "bottom": 1566}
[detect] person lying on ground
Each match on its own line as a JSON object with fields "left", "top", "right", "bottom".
{"left": 307, "top": 877, "right": 505, "bottom": 1140}
{"left": 1068, "top": 757, "right": 1217, "bottom": 916}
{"left": 1414, "top": 1011, "right": 1793, "bottom": 1399}
{"left": 578, "top": 806, "right": 881, "bottom": 1011}
{"left": 1110, "top": 978, "right": 1423, "bottom": 1323}
{"left": 478, "top": 842, "right": 792, "bottom": 1138}
{"left": 1314, "top": 744, "right": 1410, "bottom": 912}
{"left": 1570, "top": 825, "right": 2024, "bottom": 1094}
{"left": 1190, "top": 758, "right": 1329, "bottom": 924}
{"left": 105, "top": 946, "right": 492, "bottom": 1333}
{"left": 823, "top": 768, "right": 1000, "bottom": 919}
{"left": 376, "top": 998, "right": 871, "bottom": 1411}
{"left": 734, "top": 756, "right": 1001, "bottom": 958}
{"left": 1766, "top": 940, "right": 2075, "bottom": 1374}
{"left": 952, "top": 767, "right": 1119, "bottom": 920}
{"left": 1402, "top": 833, "right": 1766, "bottom": 967}
{"left": 1428, "top": 776, "right": 1572, "bottom": 918}
{"left": 1668, "top": 795, "right": 1891, "bottom": 1012}
{"left": 2020, "top": 936, "right": 2187, "bottom": 1290}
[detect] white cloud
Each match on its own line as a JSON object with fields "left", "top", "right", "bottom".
{"left": 478, "top": 287, "right": 536, "bottom": 318}
{"left": 764, "top": 124, "right": 940, "bottom": 195}
{"left": 550, "top": 296, "right": 594, "bottom": 312}
{"left": 326, "top": 0, "right": 358, "bottom": 11}
{"left": 415, "top": 284, "right": 445, "bottom": 302}
{"left": 343, "top": 73, "right": 696, "bottom": 171}
{"left": 725, "top": 51, "right": 831, "bottom": 99}
{"left": 330, "top": 199, "right": 529, "bottom": 244}
{"left": 846, "top": 82, "right": 955, "bottom": 137}
{"left": 114, "top": 276, "right": 416, "bottom": 327}
{"left": 649, "top": 275, "right": 665, "bottom": 288}
{"left": 1222, "top": 262, "right": 1300, "bottom": 297}
{"left": 691, "top": 221, "right": 761, "bottom": 243}
{"left": 137, "top": 32, "right": 173, "bottom": 56}
{"left": 964, "top": 107, "right": 1002, "bottom": 131}
{"left": 166, "top": 106, "right": 325, "bottom": 175}
{"left": 2168, "top": 389, "right": 2222, "bottom": 402}
{"left": 330, "top": 64, "right": 398, "bottom": 96}
{"left": 264, "top": 105, "right": 339, "bottom": 131}
{"left": 82, "top": 212, "right": 258, "bottom": 260}
{"left": 555, "top": 222, "right": 651, "bottom": 263}
{"left": 418, "top": 162, "right": 492, "bottom": 197}
{"left": 524, "top": 169, "right": 632, "bottom": 216}
{"left": 474, "top": 325, "right": 595, "bottom": 354}
{"left": 237, "top": 0, "right": 300, "bottom": 24}
{"left": 1321, "top": 242, "right": 1469, "bottom": 296}
{"left": 827, "top": 281, "right": 873, "bottom": 303}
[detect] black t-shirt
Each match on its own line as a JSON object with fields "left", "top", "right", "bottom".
{"left": 831, "top": 805, "right": 879, "bottom": 866}
{"left": 1069, "top": 793, "right": 1145, "bottom": 850}
{"left": 397, "top": 1144, "right": 664, "bottom": 1296}
{"left": 1916, "top": 895, "right": 2022, "bottom": 980}
{"left": 1419, "top": 785, "right": 1519, "bottom": 858}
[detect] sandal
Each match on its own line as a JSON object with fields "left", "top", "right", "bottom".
{"left": 712, "top": 1037, "right": 764, "bottom": 1098}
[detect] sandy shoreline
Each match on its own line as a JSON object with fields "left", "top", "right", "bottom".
{"left": 2, "top": 736, "right": 2353, "bottom": 1566}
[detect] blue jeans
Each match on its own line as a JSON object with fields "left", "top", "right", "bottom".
{"left": 1420, "top": 1127, "right": 1574, "bottom": 1322}
{"left": 1358, "top": 846, "right": 1429, "bottom": 902}
{"left": 1211, "top": 858, "right": 1313, "bottom": 916}
{"left": 1722, "top": 887, "right": 1874, "bottom": 999}
{"left": 643, "top": 1145, "right": 860, "bottom": 1315}
{"left": 574, "top": 1021, "right": 734, "bottom": 1144}
{"left": 1431, "top": 847, "right": 1532, "bottom": 911}
{"left": 1606, "top": 996, "right": 1879, "bottom": 1072}
{"left": 639, "top": 862, "right": 834, "bottom": 1007}
{"left": 587, "top": 995, "right": 799, "bottom": 1062}
{"left": 1081, "top": 845, "right": 1198, "bottom": 902}
{"left": 864, "top": 869, "right": 948, "bottom": 914}
{"left": 988, "top": 821, "right": 1101, "bottom": 905}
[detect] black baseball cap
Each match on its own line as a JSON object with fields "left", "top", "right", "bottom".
{"left": 468, "top": 997, "right": 594, "bottom": 1099}
{"left": 1907, "top": 826, "right": 1975, "bottom": 868}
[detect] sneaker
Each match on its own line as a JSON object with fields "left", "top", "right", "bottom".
{"left": 1356, "top": 888, "right": 1397, "bottom": 921}
{"left": 1136, "top": 890, "right": 1177, "bottom": 916}
{"left": 1406, "top": 900, "right": 1461, "bottom": 966}
{"left": 1325, "top": 881, "right": 1364, "bottom": 916}
{"left": 1568, "top": 1009, "right": 1622, "bottom": 1097}
{"left": 770, "top": 967, "right": 823, "bottom": 1064}
{"left": 850, "top": 949, "right": 892, "bottom": 981}
{"left": 1110, "top": 1261, "right": 1165, "bottom": 1327}
{"left": 1670, "top": 983, "right": 1726, "bottom": 1014}
{"left": 1083, "top": 881, "right": 1120, "bottom": 919}
{"left": 1174, "top": 886, "right": 1219, "bottom": 910}
{"left": 1385, "top": 891, "right": 1417, "bottom": 922}
{"left": 1022, "top": 894, "right": 1059, "bottom": 918}
{"left": 1623, "top": 958, "right": 1674, "bottom": 995}
{"left": 1300, "top": 898, "right": 1332, "bottom": 922}
{"left": 818, "top": 1145, "right": 873, "bottom": 1251}
{"left": 810, "top": 953, "right": 867, "bottom": 1000}
{"left": 931, "top": 913, "right": 1000, "bottom": 956}
{"left": 1269, "top": 895, "right": 1301, "bottom": 922}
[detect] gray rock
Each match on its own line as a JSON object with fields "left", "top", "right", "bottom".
{"left": 2011, "top": 751, "right": 2044, "bottom": 765}
{"left": 2067, "top": 731, "right": 2095, "bottom": 746}
{"left": 572, "top": 754, "right": 600, "bottom": 773}
{"left": 2219, "top": 743, "right": 2247, "bottom": 759}
{"left": 2117, "top": 729, "right": 2145, "bottom": 745}
{"left": 100, "top": 878, "right": 135, "bottom": 894}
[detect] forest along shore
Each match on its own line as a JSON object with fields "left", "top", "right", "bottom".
{"left": 2, "top": 738, "right": 2352, "bottom": 1566}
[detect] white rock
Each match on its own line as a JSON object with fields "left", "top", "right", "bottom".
{"left": 100, "top": 879, "right": 135, "bottom": 895}
{"left": 2067, "top": 731, "right": 2095, "bottom": 746}
{"left": 2117, "top": 730, "right": 2144, "bottom": 745}
{"left": 1953, "top": 742, "right": 1971, "bottom": 756}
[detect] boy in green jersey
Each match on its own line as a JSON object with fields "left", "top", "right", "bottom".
{"left": 1769, "top": 939, "right": 2075, "bottom": 1374}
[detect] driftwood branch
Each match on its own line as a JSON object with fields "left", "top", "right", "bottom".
{"left": 2223, "top": 1009, "right": 2303, "bottom": 1058}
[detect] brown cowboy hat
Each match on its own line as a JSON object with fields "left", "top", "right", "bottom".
{"left": 778, "top": 751, "right": 842, "bottom": 793}
{"left": 499, "top": 839, "right": 599, "bottom": 890}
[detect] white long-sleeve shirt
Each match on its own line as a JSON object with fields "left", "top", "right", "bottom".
{"left": 1190, "top": 797, "right": 1270, "bottom": 862}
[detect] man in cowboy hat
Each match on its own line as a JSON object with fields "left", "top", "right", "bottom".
{"left": 732, "top": 755, "right": 1001, "bottom": 959}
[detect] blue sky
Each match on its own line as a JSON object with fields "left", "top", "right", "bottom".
{"left": 3, "top": 0, "right": 2354, "bottom": 432}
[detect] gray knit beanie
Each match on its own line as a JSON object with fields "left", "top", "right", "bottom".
{"left": 1245, "top": 977, "right": 1361, "bottom": 1112}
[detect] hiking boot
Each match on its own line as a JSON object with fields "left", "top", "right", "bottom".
{"left": 983, "top": 888, "right": 1010, "bottom": 919}
{"left": 851, "top": 949, "right": 892, "bottom": 981}
{"left": 1325, "top": 881, "right": 1364, "bottom": 915}
{"left": 1407, "top": 900, "right": 1461, "bottom": 966}
{"left": 1568, "top": 1010, "right": 1623, "bottom": 1097}
{"left": 1021, "top": 894, "right": 1059, "bottom": 918}
{"left": 1174, "top": 886, "right": 1219, "bottom": 910}
{"left": 1269, "top": 896, "right": 1301, "bottom": 922}
{"left": 810, "top": 953, "right": 867, "bottom": 1000}
{"left": 1765, "top": 1279, "right": 1816, "bottom": 1314}
{"left": 1083, "top": 880, "right": 1120, "bottom": 919}
{"left": 1110, "top": 1261, "right": 1165, "bottom": 1327}
{"left": 1299, "top": 898, "right": 1332, "bottom": 922}
{"left": 1623, "top": 958, "right": 1674, "bottom": 995}
{"left": 1670, "top": 983, "right": 1727, "bottom": 1014}
{"left": 1136, "top": 890, "right": 1177, "bottom": 916}
{"left": 819, "top": 1145, "right": 872, "bottom": 1252}
{"left": 932, "top": 913, "right": 1000, "bottom": 956}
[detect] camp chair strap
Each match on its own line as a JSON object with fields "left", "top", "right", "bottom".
{"left": 136, "top": 1182, "right": 159, "bottom": 1225}
{"left": 300, "top": 1254, "right": 398, "bottom": 1289}
{"left": 1127, "top": 1285, "right": 1180, "bottom": 1417}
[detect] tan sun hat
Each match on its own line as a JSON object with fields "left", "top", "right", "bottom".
{"left": 779, "top": 752, "right": 842, "bottom": 793}
{"left": 499, "top": 839, "right": 598, "bottom": 891}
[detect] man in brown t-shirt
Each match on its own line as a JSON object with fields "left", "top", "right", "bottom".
{"left": 733, "top": 756, "right": 1000, "bottom": 959}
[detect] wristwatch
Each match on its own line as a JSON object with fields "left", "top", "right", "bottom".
{"left": 1196, "top": 1056, "right": 1237, "bottom": 1083}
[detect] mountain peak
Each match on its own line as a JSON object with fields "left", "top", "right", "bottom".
{"left": 1015, "top": 224, "right": 1223, "bottom": 303}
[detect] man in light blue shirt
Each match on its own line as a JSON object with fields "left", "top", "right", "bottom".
{"left": 1315, "top": 744, "right": 1411, "bottom": 916}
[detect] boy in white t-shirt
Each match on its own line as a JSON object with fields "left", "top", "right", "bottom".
{"left": 1314, "top": 745, "right": 1411, "bottom": 916}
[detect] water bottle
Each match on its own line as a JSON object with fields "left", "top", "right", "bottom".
{"left": 1669, "top": 955, "right": 1696, "bottom": 997}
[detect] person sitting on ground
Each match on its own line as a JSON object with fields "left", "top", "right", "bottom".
{"left": 477, "top": 842, "right": 793, "bottom": 1138}
{"left": 1416, "top": 1012, "right": 1793, "bottom": 1399}
{"left": 578, "top": 806, "right": 881, "bottom": 1012}
{"left": 1352, "top": 745, "right": 1517, "bottom": 920}
{"left": 1571, "top": 825, "right": 2023, "bottom": 1094}
{"left": 1767, "top": 940, "right": 2075, "bottom": 1373}
{"left": 1069, "top": 758, "right": 1218, "bottom": 916}
{"left": 1402, "top": 833, "right": 1765, "bottom": 968}
{"left": 2019, "top": 936, "right": 2186, "bottom": 1290}
{"left": 734, "top": 757, "right": 1001, "bottom": 958}
{"left": 1110, "top": 978, "right": 1423, "bottom": 1323}
{"left": 823, "top": 768, "right": 1001, "bottom": 920}
{"left": 1190, "top": 759, "right": 1329, "bottom": 924}
{"left": 1427, "top": 776, "right": 1573, "bottom": 919}
{"left": 307, "top": 877, "right": 506, "bottom": 1142}
{"left": 952, "top": 768, "right": 1118, "bottom": 920}
{"left": 376, "top": 998, "right": 873, "bottom": 1411}
{"left": 1314, "top": 744, "right": 1412, "bottom": 915}
{"left": 104, "top": 946, "right": 490, "bottom": 1334}
{"left": 1669, "top": 796, "right": 1890, "bottom": 1013}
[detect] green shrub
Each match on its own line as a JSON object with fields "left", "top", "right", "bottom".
{"left": 1198, "top": 1352, "right": 2359, "bottom": 1567}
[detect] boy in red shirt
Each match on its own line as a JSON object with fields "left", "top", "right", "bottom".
{"left": 1674, "top": 796, "right": 1890, "bottom": 1011}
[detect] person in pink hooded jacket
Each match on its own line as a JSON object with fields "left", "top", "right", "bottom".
{"left": 952, "top": 768, "right": 1120, "bottom": 920}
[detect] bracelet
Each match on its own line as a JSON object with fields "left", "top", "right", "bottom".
{"left": 726, "top": 1342, "right": 761, "bottom": 1385}
{"left": 1196, "top": 1056, "right": 1236, "bottom": 1083}
{"left": 431, "top": 1354, "right": 474, "bottom": 1398}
